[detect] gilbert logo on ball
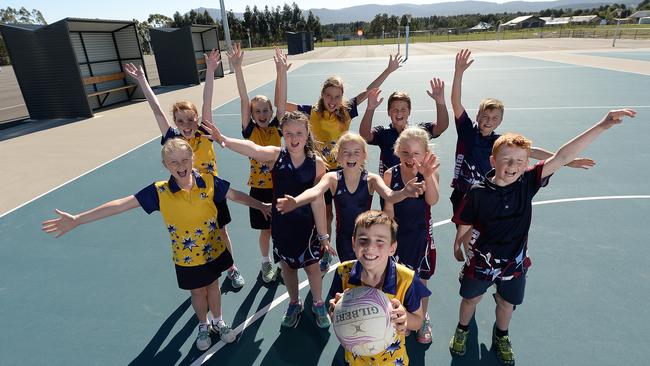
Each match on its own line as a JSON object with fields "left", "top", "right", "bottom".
{"left": 332, "top": 286, "right": 396, "bottom": 356}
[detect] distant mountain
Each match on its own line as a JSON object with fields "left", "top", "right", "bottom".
{"left": 194, "top": 0, "right": 641, "bottom": 25}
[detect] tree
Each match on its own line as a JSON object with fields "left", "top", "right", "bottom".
{"left": 306, "top": 11, "right": 322, "bottom": 41}
{"left": 147, "top": 13, "right": 172, "bottom": 28}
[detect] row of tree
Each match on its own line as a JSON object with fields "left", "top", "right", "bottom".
{"left": 2, "top": 1, "right": 649, "bottom": 64}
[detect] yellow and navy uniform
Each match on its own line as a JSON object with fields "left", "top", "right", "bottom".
{"left": 162, "top": 127, "right": 218, "bottom": 176}
{"left": 242, "top": 117, "right": 282, "bottom": 189}
{"left": 297, "top": 98, "right": 359, "bottom": 170}
{"left": 328, "top": 258, "right": 431, "bottom": 366}
{"left": 134, "top": 170, "right": 230, "bottom": 270}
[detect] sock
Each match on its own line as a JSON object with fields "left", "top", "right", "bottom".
{"left": 289, "top": 299, "right": 300, "bottom": 305}
{"left": 211, "top": 315, "right": 222, "bottom": 325}
{"left": 313, "top": 300, "right": 323, "bottom": 306}
{"left": 228, "top": 265, "right": 237, "bottom": 272}
{"left": 457, "top": 322, "right": 469, "bottom": 332}
{"left": 261, "top": 256, "right": 270, "bottom": 264}
{"left": 495, "top": 327, "right": 508, "bottom": 337}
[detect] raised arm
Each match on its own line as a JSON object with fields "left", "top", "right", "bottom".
{"left": 368, "top": 173, "right": 424, "bottom": 204}
{"left": 227, "top": 43, "right": 251, "bottom": 129}
{"left": 530, "top": 147, "right": 596, "bottom": 170}
{"left": 201, "top": 49, "right": 222, "bottom": 123}
{"left": 356, "top": 53, "right": 402, "bottom": 103}
{"left": 42, "top": 196, "right": 141, "bottom": 238}
{"left": 451, "top": 49, "right": 474, "bottom": 119}
{"left": 276, "top": 173, "right": 336, "bottom": 214}
{"left": 274, "top": 48, "right": 292, "bottom": 117}
{"left": 124, "top": 63, "right": 170, "bottom": 134}
{"left": 226, "top": 188, "right": 272, "bottom": 219}
{"left": 359, "top": 88, "right": 383, "bottom": 143}
{"left": 417, "top": 152, "right": 440, "bottom": 206}
{"left": 425, "top": 78, "right": 450, "bottom": 137}
{"left": 201, "top": 119, "right": 280, "bottom": 162}
{"left": 542, "top": 109, "right": 636, "bottom": 178}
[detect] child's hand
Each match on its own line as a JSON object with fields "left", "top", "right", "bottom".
{"left": 200, "top": 119, "right": 226, "bottom": 147}
{"left": 42, "top": 209, "right": 78, "bottom": 238}
{"left": 455, "top": 49, "right": 474, "bottom": 73}
{"left": 404, "top": 177, "right": 425, "bottom": 198}
{"left": 328, "top": 291, "right": 345, "bottom": 317}
{"left": 321, "top": 239, "right": 337, "bottom": 257}
{"left": 598, "top": 109, "right": 636, "bottom": 129}
{"left": 226, "top": 42, "right": 243, "bottom": 69}
{"left": 366, "top": 88, "right": 384, "bottom": 110}
{"left": 566, "top": 157, "right": 596, "bottom": 169}
{"left": 205, "top": 49, "right": 221, "bottom": 71}
{"left": 389, "top": 298, "right": 407, "bottom": 335}
{"left": 416, "top": 152, "right": 439, "bottom": 178}
{"left": 258, "top": 202, "right": 272, "bottom": 219}
{"left": 386, "top": 53, "right": 403, "bottom": 74}
{"left": 426, "top": 78, "right": 445, "bottom": 105}
{"left": 453, "top": 241, "right": 465, "bottom": 262}
{"left": 275, "top": 194, "right": 297, "bottom": 214}
{"left": 124, "top": 63, "right": 145, "bottom": 80}
{"left": 274, "top": 47, "right": 292, "bottom": 73}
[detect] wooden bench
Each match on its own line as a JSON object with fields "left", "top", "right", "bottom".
{"left": 196, "top": 58, "right": 207, "bottom": 78}
{"left": 83, "top": 72, "right": 137, "bottom": 107}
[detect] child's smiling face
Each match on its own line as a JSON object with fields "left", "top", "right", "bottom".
{"left": 388, "top": 100, "right": 411, "bottom": 131}
{"left": 174, "top": 109, "right": 199, "bottom": 139}
{"left": 352, "top": 223, "right": 396, "bottom": 274}
{"left": 490, "top": 144, "right": 529, "bottom": 186}
{"left": 337, "top": 141, "right": 365, "bottom": 170}
{"left": 322, "top": 86, "right": 343, "bottom": 113}
{"left": 282, "top": 119, "right": 308, "bottom": 155}
{"left": 476, "top": 108, "right": 503, "bottom": 136}
{"left": 251, "top": 99, "right": 273, "bottom": 127}
{"left": 398, "top": 138, "right": 426, "bottom": 170}
{"left": 163, "top": 148, "right": 194, "bottom": 181}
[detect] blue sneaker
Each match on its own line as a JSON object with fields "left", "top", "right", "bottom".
{"left": 312, "top": 301, "right": 331, "bottom": 328}
{"left": 281, "top": 301, "right": 303, "bottom": 328}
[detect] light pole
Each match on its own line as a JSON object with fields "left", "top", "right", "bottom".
{"left": 612, "top": 9, "right": 622, "bottom": 47}
{"left": 404, "top": 14, "right": 411, "bottom": 62}
{"left": 247, "top": 28, "right": 252, "bottom": 48}
{"left": 381, "top": 25, "right": 385, "bottom": 46}
{"left": 218, "top": 0, "right": 233, "bottom": 73}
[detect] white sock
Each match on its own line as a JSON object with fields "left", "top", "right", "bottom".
{"left": 261, "top": 256, "right": 270, "bottom": 264}
{"left": 211, "top": 315, "right": 222, "bottom": 324}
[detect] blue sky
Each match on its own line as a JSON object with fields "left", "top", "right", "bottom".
{"left": 4, "top": 0, "right": 528, "bottom": 23}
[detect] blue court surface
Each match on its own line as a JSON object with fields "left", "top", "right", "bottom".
{"left": 1, "top": 53, "right": 649, "bottom": 366}
{"left": 582, "top": 50, "right": 650, "bottom": 61}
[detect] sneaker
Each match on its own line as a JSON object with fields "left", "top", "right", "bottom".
{"left": 196, "top": 323, "right": 211, "bottom": 351}
{"left": 492, "top": 326, "right": 515, "bottom": 365}
{"left": 449, "top": 327, "right": 469, "bottom": 356}
{"left": 281, "top": 301, "right": 303, "bottom": 328}
{"left": 227, "top": 267, "right": 245, "bottom": 289}
{"left": 311, "top": 301, "right": 331, "bottom": 328}
{"left": 260, "top": 262, "right": 275, "bottom": 283}
{"left": 416, "top": 313, "right": 432, "bottom": 344}
{"left": 211, "top": 319, "right": 236, "bottom": 343}
{"left": 319, "top": 252, "right": 332, "bottom": 273}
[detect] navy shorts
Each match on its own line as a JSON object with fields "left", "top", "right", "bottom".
{"left": 216, "top": 199, "right": 231, "bottom": 228}
{"left": 249, "top": 187, "right": 272, "bottom": 230}
{"left": 174, "top": 250, "right": 234, "bottom": 290}
{"left": 459, "top": 269, "right": 527, "bottom": 306}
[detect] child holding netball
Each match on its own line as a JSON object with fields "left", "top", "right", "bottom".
{"left": 449, "top": 49, "right": 595, "bottom": 216}
{"left": 204, "top": 111, "right": 335, "bottom": 329}
{"left": 448, "top": 109, "right": 637, "bottom": 364}
{"left": 41, "top": 138, "right": 271, "bottom": 351}
{"left": 124, "top": 52, "right": 247, "bottom": 289}
{"left": 275, "top": 132, "right": 425, "bottom": 262}
{"left": 359, "top": 80, "right": 449, "bottom": 177}
{"left": 383, "top": 127, "right": 440, "bottom": 344}
{"left": 328, "top": 210, "right": 431, "bottom": 366}
{"left": 276, "top": 52, "right": 403, "bottom": 272}
{"left": 227, "top": 43, "right": 282, "bottom": 283}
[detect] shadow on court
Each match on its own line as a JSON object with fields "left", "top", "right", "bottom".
{"left": 129, "top": 298, "right": 195, "bottom": 366}
{"left": 449, "top": 316, "right": 499, "bottom": 366}
{"left": 258, "top": 292, "right": 332, "bottom": 366}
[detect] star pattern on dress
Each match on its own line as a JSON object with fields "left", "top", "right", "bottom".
{"left": 183, "top": 255, "right": 193, "bottom": 264}
{"left": 208, "top": 219, "right": 217, "bottom": 232}
{"left": 200, "top": 192, "right": 208, "bottom": 200}
{"left": 158, "top": 185, "right": 166, "bottom": 193}
{"left": 206, "top": 162, "right": 215, "bottom": 174}
{"left": 385, "top": 339, "right": 401, "bottom": 356}
{"left": 182, "top": 236, "right": 197, "bottom": 251}
{"left": 393, "top": 357, "right": 405, "bottom": 366}
{"left": 202, "top": 243, "right": 213, "bottom": 254}
{"left": 260, "top": 164, "right": 270, "bottom": 174}
{"left": 194, "top": 228, "right": 204, "bottom": 237}
{"left": 167, "top": 224, "right": 177, "bottom": 234}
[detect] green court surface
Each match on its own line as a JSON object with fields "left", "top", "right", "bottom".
{"left": 1, "top": 53, "right": 649, "bottom": 366}
{"left": 582, "top": 50, "right": 650, "bottom": 61}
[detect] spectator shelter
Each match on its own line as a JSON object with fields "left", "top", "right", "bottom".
{"left": 0, "top": 18, "right": 146, "bottom": 119}
{"left": 501, "top": 15, "right": 545, "bottom": 29}
{"left": 630, "top": 11, "right": 650, "bottom": 24}
{"left": 149, "top": 25, "right": 224, "bottom": 86}
{"left": 286, "top": 31, "right": 313, "bottom": 55}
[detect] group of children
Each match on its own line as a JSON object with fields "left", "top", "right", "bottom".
{"left": 41, "top": 46, "right": 636, "bottom": 365}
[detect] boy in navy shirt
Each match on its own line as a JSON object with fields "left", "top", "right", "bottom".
{"left": 448, "top": 109, "right": 637, "bottom": 364}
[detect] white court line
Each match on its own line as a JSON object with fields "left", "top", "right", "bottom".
{"left": 0, "top": 94, "right": 244, "bottom": 219}
{"left": 213, "top": 105, "right": 650, "bottom": 117}
{"left": 289, "top": 65, "right": 580, "bottom": 78}
{"left": 0, "top": 103, "right": 25, "bottom": 111}
{"left": 193, "top": 194, "right": 650, "bottom": 365}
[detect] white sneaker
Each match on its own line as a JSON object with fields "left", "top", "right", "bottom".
{"left": 212, "top": 319, "right": 236, "bottom": 343}
{"left": 227, "top": 268, "right": 245, "bottom": 289}
{"left": 196, "top": 323, "right": 211, "bottom": 351}
{"left": 261, "top": 262, "right": 275, "bottom": 283}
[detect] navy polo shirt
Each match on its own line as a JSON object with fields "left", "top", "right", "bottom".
{"left": 452, "top": 161, "right": 551, "bottom": 281}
